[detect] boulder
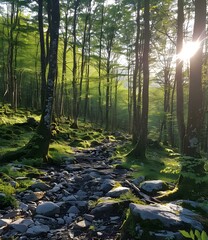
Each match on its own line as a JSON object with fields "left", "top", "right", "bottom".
{"left": 130, "top": 203, "right": 204, "bottom": 230}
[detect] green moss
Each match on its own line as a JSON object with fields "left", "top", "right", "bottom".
{"left": 121, "top": 209, "right": 140, "bottom": 239}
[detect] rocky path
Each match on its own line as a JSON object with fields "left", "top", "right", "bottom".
{"left": 1, "top": 138, "right": 208, "bottom": 240}
{"left": 0, "top": 139, "right": 133, "bottom": 240}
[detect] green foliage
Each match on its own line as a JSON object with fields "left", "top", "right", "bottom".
{"left": 0, "top": 193, "right": 17, "bottom": 209}
{"left": 180, "top": 157, "right": 208, "bottom": 184}
{"left": 179, "top": 230, "right": 208, "bottom": 240}
{"left": 21, "top": 158, "right": 43, "bottom": 168}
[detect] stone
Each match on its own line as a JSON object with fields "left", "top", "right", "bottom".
{"left": 76, "top": 190, "right": 87, "bottom": 200}
{"left": 106, "top": 186, "right": 130, "bottom": 198}
{"left": 36, "top": 202, "right": 60, "bottom": 217}
{"left": 64, "top": 216, "right": 74, "bottom": 225}
{"left": 57, "top": 218, "right": 65, "bottom": 225}
{"left": 23, "top": 191, "right": 45, "bottom": 202}
{"left": 132, "top": 176, "right": 145, "bottom": 186}
{"left": 83, "top": 214, "right": 94, "bottom": 222}
{"left": 10, "top": 218, "right": 34, "bottom": 233}
{"left": 67, "top": 206, "right": 80, "bottom": 215}
{"left": 140, "top": 180, "right": 168, "bottom": 194}
{"left": 10, "top": 180, "right": 18, "bottom": 188}
{"left": 100, "top": 179, "right": 116, "bottom": 193}
{"left": 0, "top": 219, "right": 12, "bottom": 227}
{"left": 75, "top": 219, "right": 91, "bottom": 229}
{"left": 62, "top": 195, "right": 77, "bottom": 201}
{"left": 90, "top": 200, "right": 129, "bottom": 217}
{"left": 149, "top": 230, "right": 183, "bottom": 240}
{"left": 129, "top": 203, "right": 204, "bottom": 231}
{"left": 19, "top": 202, "right": 29, "bottom": 211}
{"left": 26, "top": 225, "right": 50, "bottom": 236}
{"left": 29, "top": 182, "right": 50, "bottom": 191}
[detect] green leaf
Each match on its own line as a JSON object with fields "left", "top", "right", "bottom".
{"left": 190, "top": 230, "right": 195, "bottom": 240}
{"left": 195, "top": 230, "right": 201, "bottom": 239}
{"left": 179, "top": 230, "right": 191, "bottom": 238}
{"left": 201, "top": 231, "right": 208, "bottom": 240}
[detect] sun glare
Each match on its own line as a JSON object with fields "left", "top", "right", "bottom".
{"left": 177, "top": 41, "right": 201, "bottom": 61}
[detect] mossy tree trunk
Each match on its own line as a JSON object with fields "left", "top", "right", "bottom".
{"left": 0, "top": 0, "right": 60, "bottom": 163}
{"left": 176, "top": 0, "right": 207, "bottom": 199}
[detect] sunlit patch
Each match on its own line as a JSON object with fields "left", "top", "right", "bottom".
{"left": 176, "top": 41, "right": 201, "bottom": 61}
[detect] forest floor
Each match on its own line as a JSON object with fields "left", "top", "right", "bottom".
{"left": 0, "top": 107, "right": 208, "bottom": 239}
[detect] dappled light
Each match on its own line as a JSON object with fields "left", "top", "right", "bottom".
{"left": 0, "top": 0, "right": 208, "bottom": 239}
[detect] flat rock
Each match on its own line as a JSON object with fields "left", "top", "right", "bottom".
{"left": 26, "top": 224, "right": 50, "bottom": 236}
{"left": 140, "top": 180, "right": 168, "bottom": 194}
{"left": 106, "top": 186, "right": 130, "bottom": 197}
{"left": 0, "top": 219, "right": 12, "bottom": 227}
{"left": 36, "top": 202, "right": 60, "bottom": 217}
{"left": 130, "top": 203, "right": 204, "bottom": 231}
{"left": 10, "top": 218, "right": 34, "bottom": 233}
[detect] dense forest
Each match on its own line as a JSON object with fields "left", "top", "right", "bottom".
{"left": 0, "top": 0, "right": 208, "bottom": 239}
{"left": 1, "top": 0, "right": 208, "bottom": 157}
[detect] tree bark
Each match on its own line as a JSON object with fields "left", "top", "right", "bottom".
{"left": 132, "top": 0, "right": 141, "bottom": 144}
{"left": 71, "top": 0, "right": 80, "bottom": 129}
{"left": 184, "top": 0, "right": 206, "bottom": 157}
{"left": 176, "top": 0, "right": 185, "bottom": 153}
{"left": 128, "top": 0, "right": 150, "bottom": 159}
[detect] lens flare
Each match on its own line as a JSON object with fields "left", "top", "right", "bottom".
{"left": 177, "top": 41, "right": 201, "bottom": 61}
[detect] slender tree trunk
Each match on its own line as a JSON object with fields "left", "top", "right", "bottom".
{"left": 38, "top": 0, "right": 47, "bottom": 112}
{"left": 78, "top": 11, "right": 88, "bottom": 119}
{"left": 60, "top": 8, "right": 69, "bottom": 117}
{"left": 176, "top": 0, "right": 185, "bottom": 153}
{"left": 7, "top": 1, "right": 19, "bottom": 109}
{"left": 105, "top": 39, "right": 113, "bottom": 131}
{"left": 127, "top": 60, "right": 133, "bottom": 134}
{"left": 132, "top": 0, "right": 141, "bottom": 144}
{"left": 129, "top": 0, "right": 150, "bottom": 159}
{"left": 84, "top": 3, "right": 92, "bottom": 122}
{"left": 98, "top": 5, "right": 104, "bottom": 126}
{"left": 71, "top": 0, "right": 79, "bottom": 129}
{"left": 169, "top": 79, "right": 176, "bottom": 147}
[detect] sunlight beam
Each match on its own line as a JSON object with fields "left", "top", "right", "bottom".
{"left": 176, "top": 41, "right": 201, "bottom": 61}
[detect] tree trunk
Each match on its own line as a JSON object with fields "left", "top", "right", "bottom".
{"left": 60, "top": 7, "right": 69, "bottom": 117}
{"left": 128, "top": 0, "right": 150, "bottom": 159}
{"left": 38, "top": 0, "right": 47, "bottom": 112}
{"left": 105, "top": 36, "right": 114, "bottom": 131}
{"left": 0, "top": 0, "right": 60, "bottom": 163}
{"left": 132, "top": 0, "right": 141, "bottom": 144}
{"left": 84, "top": 4, "right": 92, "bottom": 122}
{"left": 184, "top": 0, "right": 206, "bottom": 157}
{"left": 176, "top": 0, "right": 185, "bottom": 153}
{"left": 71, "top": 0, "right": 79, "bottom": 129}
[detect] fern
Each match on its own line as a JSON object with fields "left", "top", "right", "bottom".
{"left": 179, "top": 230, "right": 208, "bottom": 240}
